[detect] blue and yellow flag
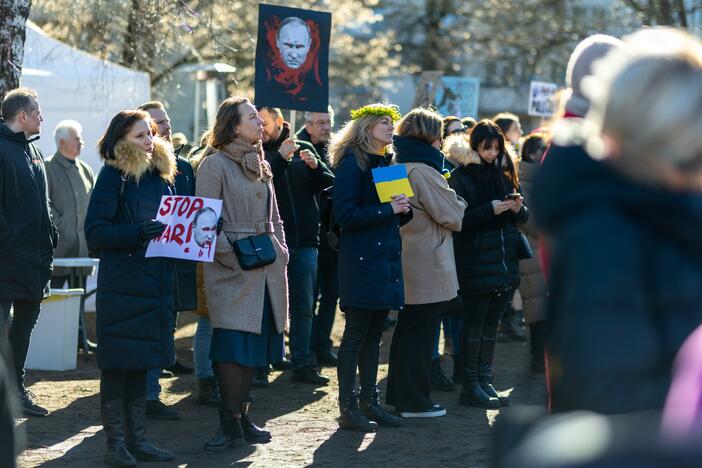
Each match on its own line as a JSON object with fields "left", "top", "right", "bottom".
{"left": 372, "top": 165, "right": 414, "bottom": 203}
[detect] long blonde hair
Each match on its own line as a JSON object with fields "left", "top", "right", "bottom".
{"left": 329, "top": 104, "right": 398, "bottom": 171}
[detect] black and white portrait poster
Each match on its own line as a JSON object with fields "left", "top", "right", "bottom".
{"left": 254, "top": 4, "right": 331, "bottom": 112}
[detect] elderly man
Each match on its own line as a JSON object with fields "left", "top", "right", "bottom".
{"left": 277, "top": 17, "right": 312, "bottom": 69}
{"left": 0, "top": 88, "right": 57, "bottom": 417}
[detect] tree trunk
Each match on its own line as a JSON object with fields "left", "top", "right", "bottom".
{"left": 0, "top": 0, "right": 32, "bottom": 101}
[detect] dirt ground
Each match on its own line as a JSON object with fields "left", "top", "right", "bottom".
{"left": 17, "top": 311, "right": 546, "bottom": 467}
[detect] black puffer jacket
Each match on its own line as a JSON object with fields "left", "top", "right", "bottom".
{"left": 264, "top": 123, "right": 334, "bottom": 249}
{"left": 0, "top": 123, "right": 57, "bottom": 300}
{"left": 444, "top": 135, "right": 528, "bottom": 294}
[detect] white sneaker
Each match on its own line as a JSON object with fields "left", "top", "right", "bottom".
{"left": 399, "top": 406, "right": 447, "bottom": 418}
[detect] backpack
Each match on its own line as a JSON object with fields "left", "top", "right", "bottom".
{"left": 319, "top": 185, "right": 340, "bottom": 252}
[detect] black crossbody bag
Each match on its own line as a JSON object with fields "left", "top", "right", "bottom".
{"left": 230, "top": 183, "right": 277, "bottom": 270}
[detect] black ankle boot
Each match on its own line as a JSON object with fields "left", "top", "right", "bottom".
{"left": 459, "top": 376, "right": 501, "bottom": 409}
{"left": 101, "top": 399, "right": 137, "bottom": 467}
{"left": 478, "top": 325, "right": 509, "bottom": 407}
{"left": 124, "top": 397, "right": 174, "bottom": 461}
{"left": 241, "top": 401, "right": 271, "bottom": 443}
{"left": 338, "top": 395, "right": 377, "bottom": 432}
{"left": 359, "top": 388, "right": 402, "bottom": 427}
{"left": 197, "top": 377, "right": 222, "bottom": 407}
{"left": 430, "top": 358, "right": 455, "bottom": 392}
{"left": 204, "top": 410, "right": 246, "bottom": 451}
{"left": 459, "top": 324, "right": 500, "bottom": 409}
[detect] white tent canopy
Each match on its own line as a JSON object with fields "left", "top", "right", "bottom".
{"left": 21, "top": 21, "right": 150, "bottom": 172}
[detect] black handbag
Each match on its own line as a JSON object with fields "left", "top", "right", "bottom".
{"left": 517, "top": 232, "right": 534, "bottom": 260}
{"left": 230, "top": 184, "right": 277, "bottom": 270}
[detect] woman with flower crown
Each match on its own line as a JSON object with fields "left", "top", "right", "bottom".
{"left": 329, "top": 104, "right": 410, "bottom": 432}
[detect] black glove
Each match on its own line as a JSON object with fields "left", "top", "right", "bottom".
{"left": 216, "top": 217, "right": 224, "bottom": 235}
{"left": 140, "top": 220, "right": 167, "bottom": 241}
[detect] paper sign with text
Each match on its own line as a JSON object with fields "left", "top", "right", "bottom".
{"left": 146, "top": 196, "right": 223, "bottom": 262}
{"left": 372, "top": 165, "right": 414, "bottom": 203}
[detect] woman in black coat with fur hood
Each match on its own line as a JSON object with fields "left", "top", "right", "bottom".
{"left": 444, "top": 119, "right": 528, "bottom": 409}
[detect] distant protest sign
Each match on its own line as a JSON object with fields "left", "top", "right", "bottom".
{"left": 146, "top": 196, "right": 223, "bottom": 262}
{"left": 528, "top": 81, "right": 558, "bottom": 117}
{"left": 435, "top": 76, "right": 480, "bottom": 118}
{"left": 255, "top": 4, "right": 332, "bottom": 112}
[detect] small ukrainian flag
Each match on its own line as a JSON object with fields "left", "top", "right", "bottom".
{"left": 372, "top": 165, "right": 415, "bottom": 203}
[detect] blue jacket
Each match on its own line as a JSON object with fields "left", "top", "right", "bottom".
{"left": 533, "top": 143, "right": 702, "bottom": 414}
{"left": 333, "top": 151, "right": 409, "bottom": 311}
{"left": 85, "top": 139, "right": 177, "bottom": 370}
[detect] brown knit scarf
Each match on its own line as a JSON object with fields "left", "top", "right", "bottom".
{"left": 220, "top": 139, "right": 272, "bottom": 182}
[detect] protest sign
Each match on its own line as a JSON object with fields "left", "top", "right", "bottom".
{"left": 372, "top": 165, "right": 414, "bottom": 203}
{"left": 434, "top": 76, "right": 480, "bottom": 118}
{"left": 528, "top": 81, "right": 558, "bottom": 117}
{"left": 255, "top": 4, "right": 331, "bottom": 113}
{"left": 412, "top": 71, "right": 444, "bottom": 109}
{"left": 146, "top": 195, "right": 223, "bottom": 262}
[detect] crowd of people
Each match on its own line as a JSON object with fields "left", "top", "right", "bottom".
{"left": 3, "top": 25, "right": 702, "bottom": 467}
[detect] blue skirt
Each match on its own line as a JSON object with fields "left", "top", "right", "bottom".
{"left": 209, "top": 291, "right": 284, "bottom": 367}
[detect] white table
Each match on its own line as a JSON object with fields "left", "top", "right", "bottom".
{"left": 52, "top": 258, "right": 100, "bottom": 358}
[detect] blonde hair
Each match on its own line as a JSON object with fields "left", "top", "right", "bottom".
{"left": 329, "top": 103, "right": 397, "bottom": 171}
{"left": 582, "top": 27, "right": 702, "bottom": 189}
{"left": 395, "top": 108, "right": 442, "bottom": 144}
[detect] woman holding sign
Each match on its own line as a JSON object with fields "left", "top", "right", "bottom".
{"left": 195, "top": 96, "right": 288, "bottom": 450}
{"left": 443, "top": 119, "right": 529, "bottom": 409}
{"left": 330, "top": 104, "right": 409, "bottom": 432}
{"left": 85, "top": 110, "right": 176, "bottom": 466}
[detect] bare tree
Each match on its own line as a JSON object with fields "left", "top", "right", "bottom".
{"left": 0, "top": 0, "right": 32, "bottom": 101}
{"left": 619, "top": 0, "right": 702, "bottom": 27}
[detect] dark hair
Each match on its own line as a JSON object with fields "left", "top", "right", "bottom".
{"left": 442, "top": 115, "right": 463, "bottom": 139}
{"left": 461, "top": 117, "right": 477, "bottom": 130}
{"left": 492, "top": 112, "right": 520, "bottom": 135}
{"left": 521, "top": 133, "right": 547, "bottom": 163}
{"left": 1, "top": 87, "right": 38, "bottom": 122}
{"left": 137, "top": 101, "right": 165, "bottom": 112}
{"left": 210, "top": 96, "right": 250, "bottom": 149}
{"left": 469, "top": 119, "right": 519, "bottom": 190}
{"left": 98, "top": 110, "right": 151, "bottom": 160}
{"left": 256, "top": 106, "right": 283, "bottom": 120}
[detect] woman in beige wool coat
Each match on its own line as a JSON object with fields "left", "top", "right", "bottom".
{"left": 195, "top": 96, "right": 289, "bottom": 450}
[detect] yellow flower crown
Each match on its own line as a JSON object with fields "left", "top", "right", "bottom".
{"left": 350, "top": 104, "right": 402, "bottom": 123}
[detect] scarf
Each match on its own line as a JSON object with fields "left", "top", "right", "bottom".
{"left": 221, "top": 139, "right": 272, "bottom": 182}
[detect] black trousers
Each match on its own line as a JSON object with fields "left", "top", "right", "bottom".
{"left": 100, "top": 369, "right": 147, "bottom": 404}
{"left": 336, "top": 308, "right": 389, "bottom": 403}
{"left": 0, "top": 299, "right": 42, "bottom": 390}
{"left": 386, "top": 301, "right": 445, "bottom": 412}
{"left": 311, "top": 259, "right": 339, "bottom": 354}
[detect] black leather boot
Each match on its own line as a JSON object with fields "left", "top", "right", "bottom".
{"left": 430, "top": 358, "right": 455, "bottom": 392}
{"left": 459, "top": 324, "right": 500, "bottom": 409}
{"left": 338, "top": 394, "right": 377, "bottom": 432}
{"left": 204, "top": 410, "right": 246, "bottom": 451}
{"left": 359, "top": 387, "right": 402, "bottom": 427}
{"left": 241, "top": 401, "right": 271, "bottom": 443}
{"left": 101, "top": 399, "right": 137, "bottom": 467}
{"left": 124, "top": 397, "right": 174, "bottom": 461}
{"left": 196, "top": 377, "right": 222, "bottom": 407}
{"left": 478, "top": 325, "right": 510, "bottom": 407}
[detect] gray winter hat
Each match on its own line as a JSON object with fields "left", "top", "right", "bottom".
{"left": 565, "top": 34, "right": 625, "bottom": 117}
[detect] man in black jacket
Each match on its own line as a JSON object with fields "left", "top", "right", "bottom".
{"left": 0, "top": 88, "right": 57, "bottom": 417}
{"left": 259, "top": 107, "right": 334, "bottom": 385}
{"left": 297, "top": 109, "right": 340, "bottom": 366}
{"left": 139, "top": 101, "right": 198, "bottom": 420}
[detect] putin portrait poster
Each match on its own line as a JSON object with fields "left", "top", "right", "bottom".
{"left": 254, "top": 4, "right": 331, "bottom": 112}
{"left": 145, "top": 195, "right": 223, "bottom": 262}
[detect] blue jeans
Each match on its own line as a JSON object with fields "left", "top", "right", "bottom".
{"left": 146, "top": 368, "right": 160, "bottom": 401}
{"left": 288, "top": 247, "right": 318, "bottom": 369}
{"left": 193, "top": 316, "right": 214, "bottom": 379}
{"left": 311, "top": 259, "right": 339, "bottom": 354}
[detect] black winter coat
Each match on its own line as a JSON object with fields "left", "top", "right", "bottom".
{"left": 532, "top": 143, "right": 702, "bottom": 414}
{"left": 172, "top": 153, "right": 197, "bottom": 311}
{"left": 85, "top": 139, "right": 177, "bottom": 370}
{"left": 446, "top": 140, "right": 528, "bottom": 294}
{"left": 0, "top": 123, "right": 57, "bottom": 301}
{"left": 333, "top": 151, "right": 410, "bottom": 311}
{"left": 264, "top": 124, "right": 334, "bottom": 249}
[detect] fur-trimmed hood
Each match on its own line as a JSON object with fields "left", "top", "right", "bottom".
{"left": 442, "top": 133, "right": 517, "bottom": 168}
{"left": 104, "top": 137, "right": 176, "bottom": 184}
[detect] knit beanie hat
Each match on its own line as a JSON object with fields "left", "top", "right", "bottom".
{"left": 564, "top": 34, "right": 625, "bottom": 117}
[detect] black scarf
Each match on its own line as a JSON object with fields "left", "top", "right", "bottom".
{"left": 393, "top": 135, "right": 448, "bottom": 175}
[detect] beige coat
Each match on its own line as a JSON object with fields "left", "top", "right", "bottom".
{"left": 195, "top": 140, "right": 289, "bottom": 334}
{"left": 45, "top": 152, "right": 95, "bottom": 276}
{"left": 400, "top": 163, "right": 466, "bottom": 305}
{"left": 518, "top": 160, "right": 546, "bottom": 323}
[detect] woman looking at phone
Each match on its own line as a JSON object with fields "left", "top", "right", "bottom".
{"left": 443, "top": 119, "right": 528, "bottom": 409}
